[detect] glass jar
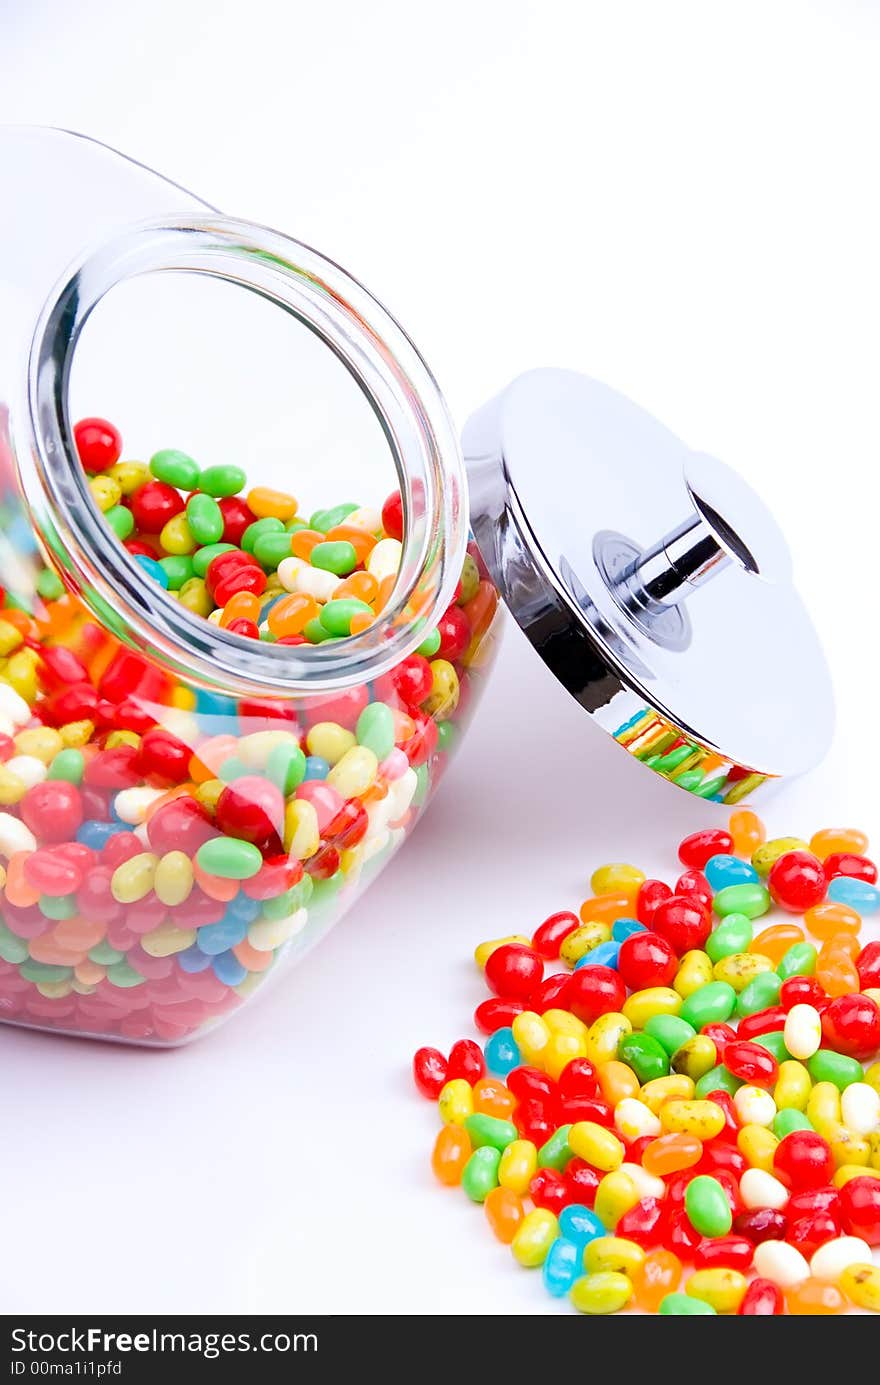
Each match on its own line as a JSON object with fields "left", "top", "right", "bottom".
{"left": 0, "top": 129, "right": 832, "bottom": 1045}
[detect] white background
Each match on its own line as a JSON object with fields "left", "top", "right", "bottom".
{"left": 1, "top": 0, "right": 880, "bottom": 1315}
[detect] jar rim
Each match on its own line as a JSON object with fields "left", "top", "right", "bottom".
{"left": 23, "top": 217, "right": 467, "bottom": 695}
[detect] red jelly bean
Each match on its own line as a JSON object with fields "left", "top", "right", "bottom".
{"left": 780, "top": 975, "right": 826, "bottom": 1010}
{"left": 617, "top": 931, "right": 677, "bottom": 990}
{"left": 821, "top": 992, "right": 880, "bottom": 1060}
{"left": 130, "top": 480, "right": 185, "bottom": 533}
{"left": 217, "top": 495, "right": 257, "bottom": 545}
{"left": 616, "top": 1197, "right": 667, "bottom": 1248}
{"left": 75, "top": 868, "right": 121, "bottom": 925}
{"left": 787, "top": 1186, "right": 841, "bottom": 1220}
{"left": 213, "top": 564, "right": 267, "bottom": 606}
{"left": 404, "top": 710, "right": 438, "bottom": 766}
{"left": 100, "top": 832, "right": 143, "bottom": 870}
{"left": 732, "top": 1207, "right": 788, "bottom": 1244}
{"left": 723, "top": 1039, "right": 779, "bottom": 1086}
{"left": 324, "top": 800, "right": 369, "bottom": 849}
{"left": 773, "top": 1131, "right": 834, "bottom": 1190}
{"left": 558, "top": 1094, "right": 614, "bottom": 1127}
{"left": 484, "top": 944, "right": 543, "bottom": 1002}
{"left": 412, "top": 1046, "right": 448, "bottom": 1099}
{"left": 735, "top": 1006, "right": 787, "bottom": 1041}
{"left": 391, "top": 654, "right": 433, "bottom": 707}
{"left": 650, "top": 896, "right": 711, "bottom": 955}
{"left": 636, "top": 879, "right": 672, "bottom": 926}
{"left": 565, "top": 1159, "right": 601, "bottom": 1208}
{"left": 675, "top": 869, "right": 713, "bottom": 915}
{"left": 665, "top": 1209, "right": 701, "bottom": 1259}
{"left": 565, "top": 965, "right": 626, "bottom": 1025}
{"left": 98, "top": 650, "right": 169, "bottom": 704}
{"left": 436, "top": 606, "right": 471, "bottom": 662}
{"left": 381, "top": 490, "right": 404, "bottom": 541}
{"left": 147, "top": 795, "right": 216, "bottom": 855}
{"left": 241, "top": 855, "right": 303, "bottom": 901}
{"left": 856, "top": 939, "right": 880, "bottom": 991}
{"left": 678, "top": 828, "right": 734, "bottom": 869}
{"left": 446, "top": 1038, "right": 485, "bottom": 1085}
{"left": 738, "top": 1278, "right": 784, "bottom": 1315}
{"left": 19, "top": 781, "right": 83, "bottom": 844}
{"left": 823, "top": 852, "right": 878, "bottom": 885}
{"left": 507, "top": 1066, "right": 556, "bottom": 1102}
{"left": 702, "top": 1089, "right": 739, "bottom": 1142}
{"left": 530, "top": 972, "right": 572, "bottom": 1013}
{"left": 701, "top": 1022, "right": 737, "bottom": 1053}
{"left": 23, "top": 847, "right": 84, "bottom": 896}
{"left": 43, "top": 683, "right": 98, "bottom": 725}
{"left": 767, "top": 850, "right": 826, "bottom": 913}
{"left": 38, "top": 644, "right": 91, "bottom": 688}
{"left": 693, "top": 1234, "right": 753, "bottom": 1270}
{"left": 304, "top": 844, "right": 340, "bottom": 881}
{"left": 557, "top": 1057, "right": 599, "bottom": 1099}
{"left": 74, "top": 417, "right": 122, "bottom": 472}
{"left": 84, "top": 745, "right": 141, "bottom": 790}
{"left": 700, "top": 1144, "right": 747, "bottom": 1178}
{"left": 838, "top": 1176, "right": 880, "bottom": 1246}
{"left": 215, "top": 776, "right": 284, "bottom": 848}
{"left": 136, "top": 728, "right": 193, "bottom": 786}
{"left": 473, "top": 997, "right": 526, "bottom": 1035}
{"left": 531, "top": 911, "right": 580, "bottom": 959}
{"left": 512, "top": 1098, "right": 555, "bottom": 1147}
{"left": 787, "top": 1208, "right": 843, "bottom": 1258}
{"left": 529, "top": 1168, "right": 569, "bottom": 1214}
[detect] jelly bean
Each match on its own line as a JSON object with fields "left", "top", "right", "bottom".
{"left": 568, "top": 1121, "right": 624, "bottom": 1171}
{"left": 75, "top": 417, "right": 122, "bottom": 472}
{"left": 752, "top": 837, "right": 809, "bottom": 876}
{"left": 678, "top": 828, "right": 734, "bottom": 868}
{"left": 617, "top": 932, "right": 677, "bottom": 990}
{"left": 566, "top": 967, "right": 626, "bottom": 1024}
{"left": 651, "top": 897, "right": 711, "bottom": 954}
{"left": 686, "top": 1267, "right": 747, "bottom": 1313}
{"left": 195, "top": 836, "right": 262, "bottom": 880}
{"left": 705, "top": 854, "right": 759, "bottom": 891}
{"left": 810, "top": 827, "right": 870, "bottom": 860}
{"left": 685, "top": 1175, "right": 732, "bottom": 1237}
{"left": 413, "top": 1046, "right": 448, "bottom": 1099}
{"left": 724, "top": 1039, "right": 778, "bottom": 1087}
{"left": 511, "top": 1208, "right": 558, "bottom": 1267}
{"left": 642, "top": 1133, "right": 703, "bottom": 1177}
{"left": 570, "top": 1270, "right": 632, "bottom": 1315}
{"left": 679, "top": 981, "right": 737, "bottom": 1029}
{"left": 777, "top": 941, "right": 818, "bottom": 980}
{"left": 529, "top": 1168, "right": 569, "bottom": 1214}
{"left": 430, "top": 1124, "right": 471, "bottom": 1185}
{"left": 837, "top": 1177, "right": 880, "bottom": 1244}
{"left": 590, "top": 862, "right": 645, "bottom": 898}
{"left": 807, "top": 1050, "right": 865, "bottom": 1091}
{"left": 498, "top": 1139, "right": 538, "bottom": 1195}
{"left": 483, "top": 1028, "right": 521, "bottom": 1077}
{"left": 738, "top": 1277, "right": 784, "bottom": 1315}
{"left": 484, "top": 944, "right": 543, "bottom": 1001}
{"left": 821, "top": 993, "right": 880, "bottom": 1060}
{"left": 558, "top": 1204, "right": 603, "bottom": 1247}
{"left": 446, "top": 1038, "right": 485, "bottom": 1085}
{"left": 618, "top": 1032, "right": 669, "bottom": 1083}
{"left": 736, "top": 971, "right": 782, "bottom": 1015}
{"left": 659, "top": 1292, "right": 716, "bottom": 1315}
{"left": 827, "top": 876, "right": 880, "bottom": 912}
{"left": 539, "top": 1236, "right": 579, "bottom": 1295}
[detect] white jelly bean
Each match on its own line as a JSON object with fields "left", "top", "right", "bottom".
{"left": 0, "top": 684, "right": 32, "bottom": 726}
{"left": 0, "top": 811, "right": 36, "bottom": 857}
{"left": 840, "top": 1082, "right": 880, "bottom": 1136}
{"left": 248, "top": 908, "right": 308, "bottom": 952}
{"left": 277, "top": 556, "right": 305, "bottom": 592}
{"left": 615, "top": 1098, "right": 662, "bottom": 1141}
{"left": 783, "top": 1003, "right": 823, "bottom": 1061}
{"left": 619, "top": 1161, "right": 665, "bottom": 1201}
{"left": 133, "top": 823, "right": 151, "bottom": 847}
{"left": 366, "top": 537, "right": 402, "bottom": 583}
{"left": 294, "top": 565, "right": 341, "bottom": 603}
{"left": 113, "top": 785, "right": 166, "bottom": 825}
{"left": 5, "top": 755, "right": 47, "bottom": 788}
{"left": 739, "top": 1167, "right": 790, "bottom": 1210}
{"left": 810, "top": 1235, "right": 873, "bottom": 1282}
{"left": 343, "top": 506, "right": 381, "bottom": 534}
{"left": 361, "top": 827, "right": 390, "bottom": 863}
{"left": 753, "top": 1240, "right": 811, "bottom": 1288}
{"left": 733, "top": 1084, "right": 777, "bottom": 1128}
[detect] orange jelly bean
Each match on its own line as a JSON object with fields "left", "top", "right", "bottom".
{"left": 462, "top": 580, "right": 499, "bottom": 642}
{"left": 4, "top": 851, "right": 41, "bottom": 907}
{"left": 579, "top": 894, "right": 636, "bottom": 926}
{"left": 431, "top": 1124, "right": 472, "bottom": 1187}
{"left": 598, "top": 1060, "right": 642, "bottom": 1105}
{"left": 219, "top": 590, "right": 261, "bottom": 627}
{"left": 245, "top": 486, "right": 298, "bottom": 521}
{"left": 290, "top": 529, "right": 324, "bottom": 560}
{"left": 483, "top": 1186, "right": 525, "bottom": 1244}
{"left": 816, "top": 954, "right": 861, "bottom": 997}
{"left": 472, "top": 1077, "right": 517, "bottom": 1120}
{"left": 804, "top": 902, "right": 862, "bottom": 940}
{"left": 232, "top": 939, "right": 274, "bottom": 973}
{"left": 267, "top": 593, "right": 319, "bottom": 638}
{"left": 631, "top": 1249, "right": 682, "bottom": 1311}
{"left": 193, "top": 861, "right": 239, "bottom": 902}
{"left": 333, "top": 570, "right": 378, "bottom": 604}
{"left": 729, "top": 809, "right": 766, "bottom": 859}
{"left": 28, "top": 935, "right": 86, "bottom": 967}
{"left": 785, "top": 1277, "right": 848, "bottom": 1315}
{"left": 819, "top": 932, "right": 860, "bottom": 962}
{"left": 642, "top": 1133, "right": 703, "bottom": 1177}
{"left": 348, "top": 610, "right": 375, "bottom": 635}
{"left": 750, "top": 923, "right": 805, "bottom": 965}
{"left": 374, "top": 574, "right": 397, "bottom": 614}
{"left": 809, "top": 828, "right": 869, "bottom": 860}
{"left": 51, "top": 917, "right": 107, "bottom": 952}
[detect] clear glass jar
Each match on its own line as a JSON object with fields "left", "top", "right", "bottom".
{"left": 0, "top": 128, "right": 502, "bottom": 1044}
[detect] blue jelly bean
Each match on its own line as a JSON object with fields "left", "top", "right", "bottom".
{"left": 76, "top": 819, "right": 126, "bottom": 849}
{"left": 558, "top": 1204, "right": 605, "bottom": 1245}
{"left": 827, "top": 877, "right": 880, "bottom": 913}
{"left": 484, "top": 1026, "right": 520, "bottom": 1077}
{"left": 542, "top": 1237, "right": 581, "bottom": 1297}
{"left": 225, "top": 892, "right": 261, "bottom": 924}
{"left": 611, "top": 917, "right": 646, "bottom": 941}
{"left": 196, "top": 917, "right": 249, "bottom": 955}
{"left": 134, "top": 554, "right": 169, "bottom": 588}
{"left": 704, "top": 853, "right": 759, "bottom": 890}
{"left": 304, "top": 756, "right": 329, "bottom": 781}
{"left": 195, "top": 690, "right": 238, "bottom": 718}
{"left": 177, "top": 944, "right": 214, "bottom": 974}
{"left": 577, "top": 940, "right": 621, "bottom": 969}
{"left": 212, "top": 950, "right": 248, "bottom": 986}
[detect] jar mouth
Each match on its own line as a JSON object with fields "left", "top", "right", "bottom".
{"left": 23, "top": 217, "right": 467, "bottom": 695}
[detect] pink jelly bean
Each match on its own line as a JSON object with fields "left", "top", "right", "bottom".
{"left": 126, "top": 946, "right": 175, "bottom": 980}
{"left": 125, "top": 893, "right": 169, "bottom": 934}
{"left": 2, "top": 903, "right": 50, "bottom": 939}
{"left": 23, "top": 847, "right": 85, "bottom": 896}
{"left": 379, "top": 748, "right": 408, "bottom": 782}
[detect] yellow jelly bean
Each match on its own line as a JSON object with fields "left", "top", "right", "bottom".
{"left": 105, "top": 729, "right": 140, "bottom": 750}
{"left": 774, "top": 1060, "right": 812, "bottom": 1112}
{"left": 0, "top": 621, "right": 23, "bottom": 656}
{"left": 511, "top": 1208, "right": 558, "bottom": 1267}
{"left": 238, "top": 730, "right": 299, "bottom": 768}
{"left": 584, "top": 1236, "right": 646, "bottom": 1278}
{"left": 423, "top": 659, "right": 459, "bottom": 720}
{"left": 825, "top": 1122, "right": 870, "bottom": 1169}
{"left": 623, "top": 986, "right": 682, "bottom": 1027}
{"left": 543, "top": 1009, "right": 589, "bottom": 1042}
{"left": 839, "top": 1263, "right": 880, "bottom": 1312}
{"left": 512, "top": 1011, "right": 551, "bottom": 1066}
{"left": 833, "top": 1165, "right": 880, "bottom": 1189}
{"left": 640, "top": 1075, "right": 695, "bottom": 1115}
{"left": 585, "top": 1012, "right": 631, "bottom": 1067}
{"left": 672, "top": 1035, "right": 718, "bottom": 1081}
{"left": 60, "top": 720, "right": 94, "bottom": 748}
{"left": 0, "top": 765, "right": 26, "bottom": 806}
{"left": 326, "top": 745, "right": 379, "bottom": 797}
{"left": 474, "top": 935, "right": 531, "bottom": 968}
{"left": 737, "top": 1123, "right": 779, "bottom": 1172}
{"left": 5, "top": 649, "right": 38, "bottom": 703}
{"left": 713, "top": 951, "right": 774, "bottom": 992}
{"left": 809, "top": 827, "right": 869, "bottom": 860}
{"left": 196, "top": 778, "right": 225, "bottom": 813}
{"left": 593, "top": 1170, "right": 640, "bottom": 1228}
{"left": 110, "top": 852, "right": 158, "bottom": 904}
{"left": 590, "top": 863, "right": 646, "bottom": 897}
{"left": 568, "top": 1121, "right": 625, "bottom": 1171}
{"left": 438, "top": 1078, "right": 473, "bottom": 1126}
{"left": 153, "top": 850, "right": 194, "bottom": 907}
{"left": 170, "top": 686, "right": 197, "bottom": 711}
{"left": 160, "top": 513, "right": 197, "bottom": 554}
{"left": 869, "top": 1133, "right": 880, "bottom": 1172}
{"left": 543, "top": 1031, "right": 588, "bottom": 1081}
{"left": 13, "top": 727, "right": 63, "bottom": 763}
{"left": 686, "top": 1268, "right": 748, "bottom": 1314}
{"left": 178, "top": 577, "right": 213, "bottom": 617}
{"left": 660, "top": 1099, "right": 726, "bottom": 1139}
{"left": 140, "top": 923, "right": 197, "bottom": 957}
{"left": 674, "top": 949, "right": 714, "bottom": 998}
{"left": 306, "top": 722, "right": 356, "bottom": 765}
{"left": 498, "top": 1140, "right": 537, "bottom": 1195}
{"left": 864, "top": 1062, "right": 880, "bottom": 1096}
{"left": 246, "top": 486, "right": 298, "bottom": 521}
{"left": 284, "top": 798, "right": 320, "bottom": 859}
{"left": 110, "top": 460, "right": 150, "bottom": 494}
{"left": 89, "top": 474, "right": 121, "bottom": 512}
{"left": 36, "top": 979, "right": 73, "bottom": 999}
{"left": 808, "top": 1081, "right": 842, "bottom": 1136}
{"left": 560, "top": 921, "right": 612, "bottom": 966}
{"left": 570, "top": 1271, "right": 633, "bottom": 1315}
{"left": 752, "top": 837, "right": 809, "bottom": 876}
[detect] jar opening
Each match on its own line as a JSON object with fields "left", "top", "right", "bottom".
{"left": 24, "top": 219, "right": 466, "bottom": 694}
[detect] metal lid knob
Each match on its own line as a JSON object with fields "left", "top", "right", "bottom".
{"left": 463, "top": 369, "right": 834, "bottom": 803}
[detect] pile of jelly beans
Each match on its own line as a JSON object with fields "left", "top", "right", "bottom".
{"left": 414, "top": 813, "right": 880, "bottom": 1314}
{"left": 0, "top": 419, "right": 498, "bottom": 1043}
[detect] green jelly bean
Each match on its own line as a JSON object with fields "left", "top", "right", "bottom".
{"left": 461, "top": 1146, "right": 502, "bottom": 1203}
{"left": 705, "top": 912, "right": 753, "bottom": 963}
{"left": 218, "top": 757, "right": 250, "bottom": 782}
{"left": 413, "top": 763, "right": 430, "bottom": 806}
{"left": 187, "top": 493, "right": 225, "bottom": 546}
{"left": 685, "top": 1175, "right": 732, "bottom": 1236}
{"left": 774, "top": 1109, "right": 813, "bottom": 1138}
{"left": 196, "top": 836, "right": 263, "bottom": 880}
{"left": 39, "top": 894, "right": 77, "bottom": 920}
{"left": 644, "top": 1015, "right": 697, "bottom": 1056}
{"left": 310, "top": 540, "right": 358, "bottom": 576}
{"left": 0, "top": 920, "right": 27, "bottom": 963}
{"left": 198, "top": 464, "right": 246, "bottom": 497}
{"left": 673, "top": 769, "right": 705, "bottom": 793}
{"left": 694, "top": 1064, "right": 742, "bottom": 1099}
{"left": 436, "top": 721, "right": 457, "bottom": 753}
{"left": 261, "top": 886, "right": 303, "bottom": 921}
{"left": 286, "top": 517, "right": 310, "bottom": 534}
{"left": 253, "top": 532, "right": 294, "bottom": 570}
{"left": 659, "top": 1293, "right": 716, "bottom": 1316}
{"left": 150, "top": 448, "right": 200, "bottom": 490}
{"left": 105, "top": 961, "right": 146, "bottom": 988}
{"left": 777, "top": 942, "right": 818, "bottom": 980}
{"left": 19, "top": 960, "right": 73, "bottom": 984}
{"left": 309, "top": 503, "right": 359, "bottom": 533}
{"left": 47, "top": 749, "right": 84, "bottom": 784}
{"left": 88, "top": 941, "right": 125, "bottom": 966}
{"left": 679, "top": 981, "right": 737, "bottom": 1029}
{"left": 320, "top": 597, "right": 372, "bottom": 637}
{"left": 356, "top": 702, "right": 395, "bottom": 760}
{"left": 158, "top": 555, "right": 195, "bottom": 590}
{"left": 464, "top": 1114, "right": 517, "bottom": 1152}
{"left": 417, "top": 628, "right": 442, "bottom": 657}
{"left": 309, "top": 870, "right": 345, "bottom": 909}
{"left": 266, "top": 742, "right": 306, "bottom": 795}
{"left": 618, "top": 1032, "right": 669, "bottom": 1083}
{"left": 106, "top": 504, "right": 135, "bottom": 540}
{"left": 36, "top": 568, "right": 64, "bottom": 601}
{"left": 752, "top": 1031, "right": 791, "bottom": 1063}
{"left": 537, "top": 1125, "right": 572, "bottom": 1171}
{"left": 736, "top": 971, "right": 782, "bottom": 1017}
{"left": 192, "top": 542, "right": 236, "bottom": 577}
{"left": 807, "top": 1050, "right": 864, "bottom": 1091}
{"left": 242, "top": 517, "right": 284, "bottom": 553}
{"left": 303, "top": 617, "right": 333, "bottom": 643}
{"left": 713, "top": 883, "right": 771, "bottom": 920}
{"left": 654, "top": 744, "right": 696, "bottom": 773}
